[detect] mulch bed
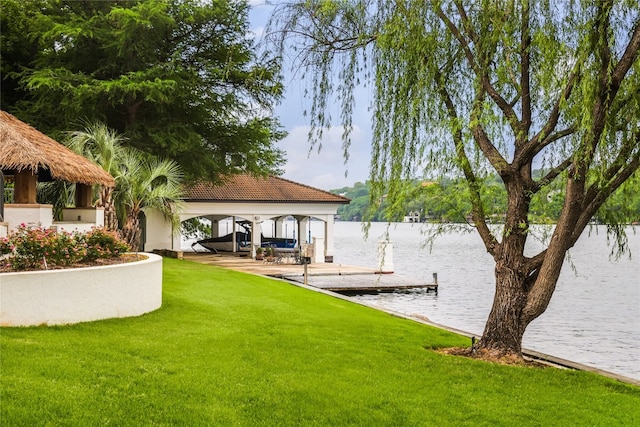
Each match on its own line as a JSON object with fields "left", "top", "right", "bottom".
{"left": 0, "top": 253, "right": 146, "bottom": 273}
{"left": 436, "top": 346, "right": 550, "bottom": 369}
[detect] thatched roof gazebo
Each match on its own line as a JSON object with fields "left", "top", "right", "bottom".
{"left": 0, "top": 110, "right": 115, "bottom": 228}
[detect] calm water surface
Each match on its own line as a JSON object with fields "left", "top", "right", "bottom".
{"left": 332, "top": 222, "right": 640, "bottom": 380}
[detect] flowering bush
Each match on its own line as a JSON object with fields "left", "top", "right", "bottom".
{"left": 81, "top": 228, "right": 130, "bottom": 261}
{"left": 0, "top": 225, "right": 129, "bottom": 271}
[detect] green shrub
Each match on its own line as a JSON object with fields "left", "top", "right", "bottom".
{"left": 81, "top": 228, "right": 130, "bottom": 261}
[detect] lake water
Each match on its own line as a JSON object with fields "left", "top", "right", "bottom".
{"left": 187, "top": 219, "right": 639, "bottom": 380}
{"left": 331, "top": 221, "right": 640, "bottom": 381}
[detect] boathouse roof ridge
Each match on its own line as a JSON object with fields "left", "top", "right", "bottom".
{"left": 184, "top": 174, "right": 351, "bottom": 204}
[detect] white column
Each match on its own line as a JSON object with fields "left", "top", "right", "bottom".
{"left": 232, "top": 216, "right": 237, "bottom": 252}
{"left": 291, "top": 217, "right": 298, "bottom": 245}
{"left": 204, "top": 216, "right": 219, "bottom": 238}
{"left": 312, "top": 237, "right": 325, "bottom": 263}
{"left": 298, "top": 216, "right": 310, "bottom": 244}
{"left": 251, "top": 216, "right": 262, "bottom": 257}
{"left": 324, "top": 215, "right": 335, "bottom": 262}
{"left": 171, "top": 218, "right": 182, "bottom": 251}
{"left": 275, "top": 217, "right": 284, "bottom": 238}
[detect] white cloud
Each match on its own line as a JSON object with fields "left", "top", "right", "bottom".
{"left": 278, "top": 125, "right": 371, "bottom": 190}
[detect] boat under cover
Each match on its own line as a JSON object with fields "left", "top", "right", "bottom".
{"left": 193, "top": 232, "right": 296, "bottom": 253}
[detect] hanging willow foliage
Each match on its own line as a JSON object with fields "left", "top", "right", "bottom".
{"left": 268, "top": 0, "right": 639, "bottom": 357}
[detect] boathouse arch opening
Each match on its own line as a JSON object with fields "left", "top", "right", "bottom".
{"left": 185, "top": 214, "right": 329, "bottom": 254}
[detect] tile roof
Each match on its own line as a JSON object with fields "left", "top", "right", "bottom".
{"left": 184, "top": 174, "right": 351, "bottom": 204}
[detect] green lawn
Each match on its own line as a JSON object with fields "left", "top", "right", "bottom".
{"left": 1, "top": 258, "right": 639, "bottom": 426}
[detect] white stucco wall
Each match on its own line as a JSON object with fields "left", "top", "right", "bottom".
{"left": 61, "top": 207, "right": 104, "bottom": 225}
{"left": 52, "top": 222, "right": 102, "bottom": 234}
{"left": 3, "top": 204, "right": 54, "bottom": 231}
{"left": 0, "top": 253, "right": 162, "bottom": 327}
{"left": 143, "top": 202, "right": 341, "bottom": 261}
{"left": 143, "top": 208, "right": 175, "bottom": 252}
{"left": 3, "top": 205, "right": 105, "bottom": 234}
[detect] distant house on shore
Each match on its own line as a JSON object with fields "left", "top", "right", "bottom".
{"left": 403, "top": 211, "right": 421, "bottom": 223}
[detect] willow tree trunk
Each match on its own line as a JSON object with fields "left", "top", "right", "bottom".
{"left": 478, "top": 265, "right": 530, "bottom": 356}
{"left": 476, "top": 175, "right": 581, "bottom": 359}
{"left": 475, "top": 175, "right": 539, "bottom": 358}
{"left": 478, "top": 241, "right": 572, "bottom": 359}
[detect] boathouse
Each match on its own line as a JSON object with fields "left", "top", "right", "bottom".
{"left": 143, "top": 174, "right": 350, "bottom": 262}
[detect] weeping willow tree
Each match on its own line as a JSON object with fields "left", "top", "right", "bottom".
{"left": 269, "top": 1, "right": 640, "bottom": 359}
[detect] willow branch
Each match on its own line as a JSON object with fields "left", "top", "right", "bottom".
{"left": 435, "top": 72, "right": 499, "bottom": 257}
{"left": 533, "top": 156, "right": 574, "bottom": 192}
{"left": 520, "top": 1, "right": 532, "bottom": 141}
{"left": 572, "top": 150, "right": 640, "bottom": 246}
{"left": 524, "top": 250, "right": 547, "bottom": 278}
{"left": 470, "top": 91, "right": 510, "bottom": 176}
{"left": 453, "top": 0, "right": 478, "bottom": 43}
{"left": 517, "top": 68, "right": 579, "bottom": 167}
{"left": 436, "top": 2, "right": 521, "bottom": 136}
{"left": 433, "top": 3, "right": 479, "bottom": 74}
{"left": 610, "top": 15, "right": 640, "bottom": 93}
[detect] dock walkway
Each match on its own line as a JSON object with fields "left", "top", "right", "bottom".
{"left": 183, "top": 252, "right": 437, "bottom": 293}
{"left": 283, "top": 273, "right": 438, "bottom": 293}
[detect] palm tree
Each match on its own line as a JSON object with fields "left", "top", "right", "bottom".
{"left": 116, "top": 150, "right": 184, "bottom": 250}
{"left": 66, "top": 123, "right": 124, "bottom": 231}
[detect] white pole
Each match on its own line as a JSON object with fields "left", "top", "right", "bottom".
{"left": 377, "top": 240, "right": 394, "bottom": 273}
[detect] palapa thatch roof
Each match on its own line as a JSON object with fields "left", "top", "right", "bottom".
{"left": 0, "top": 110, "right": 115, "bottom": 187}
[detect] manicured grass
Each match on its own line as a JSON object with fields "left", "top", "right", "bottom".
{"left": 2, "top": 258, "right": 639, "bottom": 426}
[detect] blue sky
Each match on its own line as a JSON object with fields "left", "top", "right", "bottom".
{"left": 248, "top": 1, "right": 372, "bottom": 190}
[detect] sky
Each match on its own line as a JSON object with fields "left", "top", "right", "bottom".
{"left": 248, "top": 1, "right": 372, "bottom": 190}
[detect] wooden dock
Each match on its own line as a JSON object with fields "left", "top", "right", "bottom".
{"left": 183, "top": 252, "right": 437, "bottom": 294}
{"left": 282, "top": 273, "right": 438, "bottom": 294}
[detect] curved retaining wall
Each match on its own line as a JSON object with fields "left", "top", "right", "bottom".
{"left": 0, "top": 253, "right": 162, "bottom": 327}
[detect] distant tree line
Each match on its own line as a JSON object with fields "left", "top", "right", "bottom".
{"left": 333, "top": 172, "right": 640, "bottom": 225}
